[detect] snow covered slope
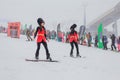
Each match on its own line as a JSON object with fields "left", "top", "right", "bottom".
{"left": 0, "top": 33, "right": 120, "bottom": 80}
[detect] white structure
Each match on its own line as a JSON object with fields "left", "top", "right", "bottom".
{"left": 88, "top": 2, "right": 120, "bottom": 36}
{"left": 112, "top": 21, "right": 118, "bottom": 37}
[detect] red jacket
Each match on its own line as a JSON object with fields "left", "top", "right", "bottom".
{"left": 68, "top": 32, "right": 79, "bottom": 42}
{"left": 34, "top": 27, "right": 46, "bottom": 42}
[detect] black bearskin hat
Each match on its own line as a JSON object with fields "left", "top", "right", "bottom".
{"left": 37, "top": 18, "right": 45, "bottom": 25}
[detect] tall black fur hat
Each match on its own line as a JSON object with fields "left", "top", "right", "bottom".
{"left": 37, "top": 18, "right": 45, "bottom": 25}
{"left": 70, "top": 24, "right": 77, "bottom": 30}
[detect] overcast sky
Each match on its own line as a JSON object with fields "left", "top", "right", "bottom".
{"left": 0, "top": 0, "right": 119, "bottom": 30}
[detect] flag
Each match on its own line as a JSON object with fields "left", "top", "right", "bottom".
{"left": 98, "top": 23, "right": 103, "bottom": 48}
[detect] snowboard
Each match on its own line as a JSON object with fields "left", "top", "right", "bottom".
{"left": 63, "top": 56, "right": 86, "bottom": 58}
{"left": 25, "top": 59, "right": 59, "bottom": 62}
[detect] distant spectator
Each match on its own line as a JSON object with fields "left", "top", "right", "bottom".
{"left": 94, "top": 35, "right": 98, "bottom": 47}
{"left": 26, "top": 29, "right": 33, "bottom": 41}
{"left": 117, "top": 36, "right": 120, "bottom": 52}
{"left": 86, "top": 32, "right": 92, "bottom": 47}
{"left": 110, "top": 34, "right": 116, "bottom": 51}
{"left": 102, "top": 35, "right": 108, "bottom": 50}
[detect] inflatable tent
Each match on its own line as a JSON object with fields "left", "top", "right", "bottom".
{"left": 7, "top": 22, "right": 20, "bottom": 38}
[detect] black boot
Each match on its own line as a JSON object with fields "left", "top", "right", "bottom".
{"left": 46, "top": 54, "right": 52, "bottom": 61}
{"left": 70, "top": 54, "right": 74, "bottom": 57}
{"left": 35, "top": 56, "right": 39, "bottom": 60}
{"left": 47, "top": 56, "right": 52, "bottom": 61}
{"left": 76, "top": 54, "right": 81, "bottom": 58}
{"left": 70, "top": 52, "right": 74, "bottom": 57}
{"left": 35, "top": 53, "right": 39, "bottom": 60}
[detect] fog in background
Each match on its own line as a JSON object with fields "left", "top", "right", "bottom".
{"left": 0, "top": 0, "right": 119, "bottom": 32}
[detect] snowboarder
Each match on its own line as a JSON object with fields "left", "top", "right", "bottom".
{"left": 67, "top": 24, "right": 81, "bottom": 57}
{"left": 34, "top": 18, "right": 52, "bottom": 61}
{"left": 102, "top": 35, "right": 108, "bottom": 50}
{"left": 110, "top": 34, "right": 116, "bottom": 51}
{"left": 117, "top": 36, "right": 120, "bottom": 52}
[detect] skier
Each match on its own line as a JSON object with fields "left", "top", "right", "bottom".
{"left": 102, "top": 35, "right": 108, "bottom": 50}
{"left": 110, "top": 34, "right": 116, "bottom": 51}
{"left": 117, "top": 36, "right": 120, "bottom": 52}
{"left": 67, "top": 24, "right": 81, "bottom": 57}
{"left": 34, "top": 18, "right": 52, "bottom": 61}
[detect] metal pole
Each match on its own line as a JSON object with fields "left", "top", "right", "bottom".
{"left": 84, "top": 6, "right": 86, "bottom": 27}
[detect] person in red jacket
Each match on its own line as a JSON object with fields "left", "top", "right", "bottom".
{"left": 34, "top": 18, "right": 52, "bottom": 61}
{"left": 67, "top": 24, "right": 81, "bottom": 57}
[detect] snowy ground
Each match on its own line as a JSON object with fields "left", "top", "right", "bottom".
{"left": 0, "top": 33, "right": 120, "bottom": 80}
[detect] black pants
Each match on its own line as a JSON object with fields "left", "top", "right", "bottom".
{"left": 103, "top": 42, "right": 108, "bottom": 50}
{"left": 35, "top": 40, "right": 50, "bottom": 58}
{"left": 70, "top": 41, "right": 79, "bottom": 55}
{"left": 111, "top": 42, "right": 116, "bottom": 50}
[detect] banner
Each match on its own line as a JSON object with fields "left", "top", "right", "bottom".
{"left": 79, "top": 25, "right": 86, "bottom": 39}
{"left": 98, "top": 23, "right": 103, "bottom": 48}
